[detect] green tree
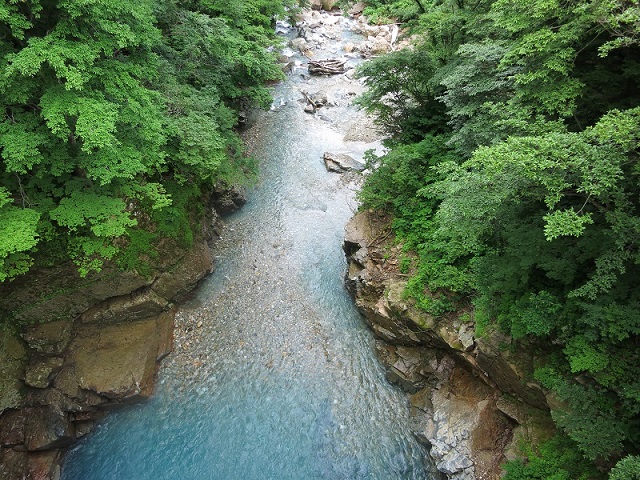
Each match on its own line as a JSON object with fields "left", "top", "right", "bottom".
{"left": 0, "top": 0, "right": 167, "bottom": 277}
{"left": 0, "top": 0, "right": 290, "bottom": 281}
{"left": 355, "top": 0, "right": 640, "bottom": 472}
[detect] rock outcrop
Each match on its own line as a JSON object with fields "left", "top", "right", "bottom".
{"left": 343, "top": 210, "right": 555, "bottom": 480}
{"left": 0, "top": 204, "right": 227, "bottom": 478}
{"left": 323, "top": 152, "right": 365, "bottom": 172}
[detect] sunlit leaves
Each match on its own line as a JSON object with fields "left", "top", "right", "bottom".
{"left": 564, "top": 336, "right": 610, "bottom": 373}
{"left": 0, "top": 2, "right": 35, "bottom": 40}
{"left": 543, "top": 209, "right": 594, "bottom": 240}
{"left": 40, "top": 88, "right": 118, "bottom": 148}
{"left": 609, "top": 455, "right": 640, "bottom": 480}
{"left": 58, "top": 0, "right": 159, "bottom": 49}
{"left": 0, "top": 205, "right": 40, "bottom": 259}
{"left": 0, "top": 189, "right": 40, "bottom": 281}
{"left": 6, "top": 37, "right": 101, "bottom": 90}
{"left": 49, "top": 191, "right": 136, "bottom": 236}
{"left": 594, "top": 0, "right": 640, "bottom": 55}
{"left": 587, "top": 106, "right": 640, "bottom": 149}
{"left": 0, "top": 117, "right": 47, "bottom": 174}
{"left": 0, "top": 0, "right": 288, "bottom": 280}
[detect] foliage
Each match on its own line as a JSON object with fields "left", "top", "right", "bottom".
{"left": 0, "top": 189, "right": 40, "bottom": 281}
{"left": 0, "top": 0, "right": 290, "bottom": 281}
{"left": 609, "top": 455, "right": 640, "bottom": 480}
{"left": 355, "top": 46, "right": 448, "bottom": 142}
{"left": 535, "top": 364, "right": 637, "bottom": 461}
{"left": 503, "top": 434, "right": 601, "bottom": 480}
{"left": 356, "top": 0, "right": 640, "bottom": 473}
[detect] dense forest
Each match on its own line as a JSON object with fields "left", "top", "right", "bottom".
{"left": 355, "top": 0, "right": 640, "bottom": 478}
{"left": 0, "top": 0, "right": 293, "bottom": 282}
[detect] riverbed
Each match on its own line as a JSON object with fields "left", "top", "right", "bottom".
{"left": 62, "top": 10, "right": 433, "bottom": 480}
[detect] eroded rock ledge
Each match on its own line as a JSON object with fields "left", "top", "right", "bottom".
{"left": 343, "top": 210, "right": 555, "bottom": 480}
{"left": 0, "top": 190, "right": 243, "bottom": 479}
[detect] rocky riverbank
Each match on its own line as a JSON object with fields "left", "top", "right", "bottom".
{"left": 343, "top": 210, "right": 556, "bottom": 480}
{"left": 0, "top": 6, "right": 397, "bottom": 478}
{"left": 1, "top": 6, "right": 554, "bottom": 478}
{"left": 0, "top": 6, "right": 396, "bottom": 478}
{"left": 0, "top": 188, "right": 245, "bottom": 480}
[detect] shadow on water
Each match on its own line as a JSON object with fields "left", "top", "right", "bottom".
{"left": 62, "top": 13, "right": 436, "bottom": 480}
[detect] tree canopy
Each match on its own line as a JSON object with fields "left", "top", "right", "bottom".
{"left": 0, "top": 0, "right": 291, "bottom": 280}
{"left": 356, "top": 0, "right": 640, "bottom": 476}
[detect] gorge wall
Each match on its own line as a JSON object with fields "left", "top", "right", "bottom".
{"left": 343, "top": 210, "right": 556, "bottom": 480}
{"left": 0, "top": 192, "right": 244, "bottom": 480}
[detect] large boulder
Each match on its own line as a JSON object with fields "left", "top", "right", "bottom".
{"left": 80, "top": 288, "right": 168, "bottom": 325}
{"left": 0, "top": 263, "right": 150, "bottom": 326}
{"left": 321, "top": 0, "right": 338, "bottom": 10}
{"left": 151, "top": 240, "right": 214, "bottom": 303}
{"left": 210, "top": 185, "right": 247, "bottom": 215}
{"left": 475, "top": 330, "right": 547, "bottom": 409}
{"left": 24, "top": 358, "right": 64, "bottom": 389}
{"left": 370, "top": 36, "right": 391, "bottom": 55}
{"left": 66, "top": 312, "right": 174, "bottom": 401}
{"left": 0, "top": 410, "right": 26, "bottom": 447}
{"left": 323, "top": 152, "right": 365, "bottom": 172}
{"left": 26, "top": 451, "right": 61, "bottom": 480}
{"left": 349, "top": 2, "right": 366, "bottom": 15}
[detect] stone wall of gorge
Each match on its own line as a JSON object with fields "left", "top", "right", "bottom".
{"left": 343, "top": 210, "right": 556, "bottom": 480}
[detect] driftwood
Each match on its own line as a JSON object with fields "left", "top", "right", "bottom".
{"left": 308, "top": 59, "right": 346, "bottom": 75}
{"left": 301, "top": 91, "right": 318, "bottom": 109}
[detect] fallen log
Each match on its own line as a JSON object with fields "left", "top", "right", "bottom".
{"left": 308, "top": 59, "right": 346, "bottom": 75}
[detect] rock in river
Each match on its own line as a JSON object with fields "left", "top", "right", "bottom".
{"left": 323, "top": 152, "right": 365, "bottom": 172}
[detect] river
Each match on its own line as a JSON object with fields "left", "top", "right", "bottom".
{"left": 62, "top": 11, "right": 433, "bottom": 480}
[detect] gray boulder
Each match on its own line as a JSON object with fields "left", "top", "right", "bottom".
{"left": 323, "top": 152, "right": 365, "bottom": 172}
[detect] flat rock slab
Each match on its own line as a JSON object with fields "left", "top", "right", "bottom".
{"left": 323, "top": 152, "right": 365, "bottom": 172}
{"left": 22, "top": 320, "right": 72, "bottom": 355}
{"left": 67, "top": 313, "right": 174, "bottom": 400}
{"left": 0, "top": 448, "right": 27, "bottom": 479}
{"left": 0, "top": 410, "right": 26, "bottom": 447}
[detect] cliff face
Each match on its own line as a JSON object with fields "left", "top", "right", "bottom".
{"left": 343, "top": 210, "right": 555, "bottom": 480}
{"left": 0, "top": 191, "right": 244, "bottom": 479}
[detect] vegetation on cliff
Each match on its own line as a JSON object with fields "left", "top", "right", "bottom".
{"left": 0, "top": 0, "right": 292, "bottom": 284}
{"left": 355, "top": 0, "right": 640, "bottom": 476}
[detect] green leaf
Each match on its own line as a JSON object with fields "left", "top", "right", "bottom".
{"left": 0, "top": 200, "right": 40, "bottom": 281}
{"left": 49, "top": 191, "right": 136, "bottom": 237}
{"left": 544, "top": 209, "right": 594, "bottom": 241}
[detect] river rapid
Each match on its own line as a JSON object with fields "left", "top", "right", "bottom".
{"left": 62, "top": 11, "right": 434, "bottom": 480}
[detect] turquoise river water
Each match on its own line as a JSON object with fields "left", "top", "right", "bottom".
{"left": 62, "top": 14, "right": 434, "bottom": 480}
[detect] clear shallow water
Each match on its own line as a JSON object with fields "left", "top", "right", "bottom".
{"left": 62, "top": 16, "right": 433, "bottom": 480}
